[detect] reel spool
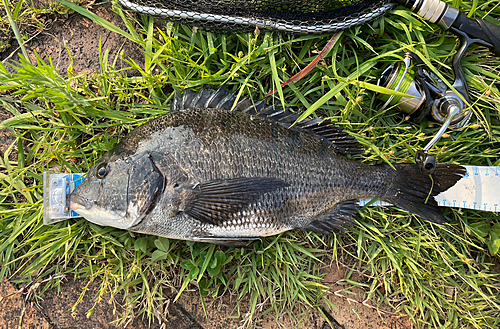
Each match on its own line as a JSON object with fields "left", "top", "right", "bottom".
{"left": 378, "top": 59, "right": 426, "bottom": 118}
{"left": 377, "top": 52, "right": 471, "bottom": 128}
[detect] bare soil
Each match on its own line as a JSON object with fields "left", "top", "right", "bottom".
{"left": 0, "top": 1, "right": 411, "bottom": 328}
{"left": 1, "top": 0, "right": 144, "bottom": 74}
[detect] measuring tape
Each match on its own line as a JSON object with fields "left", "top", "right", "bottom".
{"left": 435, "top": 165, "right": 500, "bottom": 212}
{"left": 359, "top": 166, "right": 500, "bottom": 212}
{"left": 43, "top": 166, "right": 499, "bottom": 225}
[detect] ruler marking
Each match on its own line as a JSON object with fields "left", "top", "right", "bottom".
{"left": 434, "top": 165, "right": 500, "bottom": 213}
{"left": 46, "top": 166, "right": 500, "bottom": 226}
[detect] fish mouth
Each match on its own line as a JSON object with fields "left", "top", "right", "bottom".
{"left": 69, "top": 193, "right": 93, "bottom": 212}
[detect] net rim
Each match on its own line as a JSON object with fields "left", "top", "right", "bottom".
{"left": 118, "top": 0, "right": 396, "bottom": 34}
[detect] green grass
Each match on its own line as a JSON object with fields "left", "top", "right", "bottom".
{"left": 1, "top": 0, "right": 500, "bottom": 327}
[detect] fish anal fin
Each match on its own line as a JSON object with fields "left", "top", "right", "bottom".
{"left": 182, "top": 177, "right": 289, "bottom": 226}
{"left": 306, "top": 200, "right": 359, "bottom": 234}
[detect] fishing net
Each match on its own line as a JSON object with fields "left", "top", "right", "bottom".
{"left": 118, "top": 0, "right": 395, "bottom": 34}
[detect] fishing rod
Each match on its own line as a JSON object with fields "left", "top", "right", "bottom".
{"left": 118, "top": 0, "right": 500, "bottom": 173}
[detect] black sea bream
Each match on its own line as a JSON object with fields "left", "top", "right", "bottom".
{"left": 70, "top": 86, "right": 465, "bottom": 245}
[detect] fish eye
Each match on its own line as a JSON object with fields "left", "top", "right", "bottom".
{"left": 96, "top": 163, "right": 108, "bottom": 179}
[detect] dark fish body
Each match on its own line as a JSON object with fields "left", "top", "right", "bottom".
{"left": 70, "top": 87, "right": 465, "bottom": 245}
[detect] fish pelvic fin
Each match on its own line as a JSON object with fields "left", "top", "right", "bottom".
{"left": 306, "top": 200, "right": 359, "bottom": 234}
{"left": 382, "top": 163, "right": 466, "bottom": 224}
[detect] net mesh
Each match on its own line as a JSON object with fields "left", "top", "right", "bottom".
{"left": 118, "top": 0, "right": 394, "bottom": 34}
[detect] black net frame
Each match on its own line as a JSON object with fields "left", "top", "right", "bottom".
{"left": 118, "top": 0, "right": 395, "bottom": 34}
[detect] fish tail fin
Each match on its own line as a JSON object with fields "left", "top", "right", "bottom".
{"left": 382, "top": 163, "right": 466, "bottom": 224}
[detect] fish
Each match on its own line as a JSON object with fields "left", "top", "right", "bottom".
{"left": 69, "top": 86, "right": 465, "bottom": 246}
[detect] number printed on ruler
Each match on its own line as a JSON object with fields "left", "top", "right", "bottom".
{"left": 435, "top": 166, "right": 500, "bottom": 212}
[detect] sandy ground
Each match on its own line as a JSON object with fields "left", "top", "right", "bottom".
{"left": 0, "top": 1, "right": 412, "bottom": 328}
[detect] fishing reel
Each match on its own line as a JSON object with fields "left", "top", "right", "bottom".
{"left": 378, "top": 0, "right": 500, "bottom": 175}
{"left": 377, "top": 52, "right": 470, "bottom": 127}
{"left": 377, "top": 28, "right": 496, "bottom": 175}
{"left": 377, "top": 50, "right": 470, "bottom": 175}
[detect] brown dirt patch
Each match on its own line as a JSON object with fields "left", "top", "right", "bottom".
{"left": 171, "top": 264, "right": 411, "bottom": 328}
{"left": 1, "top": 272, "right": 410, "bottom": 329}
{"left": 0, "top": 107, "right": 17, "bottom": 162}
{"left": 0, "top": 280, "right": 51, "bottom": 329}
{"left": 1, "top": 0, "right": 143, "bottom": 75}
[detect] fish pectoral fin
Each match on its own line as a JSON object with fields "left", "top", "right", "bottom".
{"left": 192, "top": 236, "right": 261, "bottom": 247}
{"left": 182, "top": 177, "right": 289, "bottom": 226}
{"left": 306, "top": 200, "right": 359, "bottom": 234}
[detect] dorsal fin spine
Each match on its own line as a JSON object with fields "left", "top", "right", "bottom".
{"left": 172, "top": 87, "right": 363, "bottom": 154}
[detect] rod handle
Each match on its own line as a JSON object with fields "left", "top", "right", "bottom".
{"left": 452, "top": 12, "right": 500, "bottom": 56}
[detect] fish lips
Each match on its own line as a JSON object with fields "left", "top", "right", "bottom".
{"left": 69, "top": 193, "right": 94, "bottom": 213}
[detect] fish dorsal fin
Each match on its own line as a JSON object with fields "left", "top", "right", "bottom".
{"left": 254, "top": 106, "right": 363, "bottom": 154}
{"left": 171, "top": 85, "right": 236, "bottom": 112}
{"left": 171, "top": 86, "right": 363, "bottom": 154}
{"left": 179, "top": 177, "right": 289, "bottom": 226}
{"left": 296, "top": 118, "right": 364, "bottom": 154}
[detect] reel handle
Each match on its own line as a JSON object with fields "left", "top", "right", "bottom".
{"left": 415, "top": 103, "right": 460, "bottom": 175}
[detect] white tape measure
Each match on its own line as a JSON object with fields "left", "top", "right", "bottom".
{"left": 435, "top": 165, "right": 500, "bottom": 211}
{"left": 43, "top": 166, "right": 499, "bottom": 225}
{"left": 359, "top": 166, "right": 500, "bottom": 212}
